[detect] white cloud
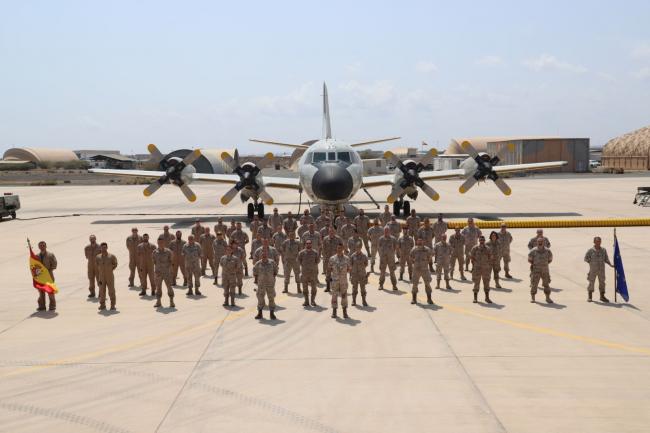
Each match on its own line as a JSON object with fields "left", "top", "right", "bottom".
{"left": 345, "top": 62, "right": 362, "bottom": 74}
{"left": 339, "top": 80, "right": 396, "bottom": 108}
{"left": 415, "top": 61, "right": 438, "bottom": 74}
{"left": 633, "top": 67, "right": 650, "bottom": 80}
{"left": 523, "top": 54, "right": 587, "bottom": 73}
{"left": 476, "top": 55, "right": 503, "bottom": 66}
{"left": 631, "top": 43, "right": 650, "bottom": 59}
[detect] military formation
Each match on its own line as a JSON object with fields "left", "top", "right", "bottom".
{"left": 34, "top": 209, "right": 617, "bottom": 317}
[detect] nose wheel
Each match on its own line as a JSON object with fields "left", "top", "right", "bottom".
{"left": 247, "top": 202, "right": 265, "bottom": 220}
{"left": 393, "top": 199, "right": 410, "bottom": 217}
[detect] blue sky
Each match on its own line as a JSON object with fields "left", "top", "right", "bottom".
{"left": 1, "top": 0, "right": 650, "bottom": 155}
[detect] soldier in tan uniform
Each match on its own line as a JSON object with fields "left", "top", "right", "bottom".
{"left": 486, "top": 231, "right": 502, "bottom": 289}
{"left": 251, "top": 234, "right": 263, "bottom": 264}
{"left": 254, "top": 250, "right": 278, "bottom": 320}
{"left": 199, "top": 227, "right": 216, "bottom": 276}
{"left": 432, "top": 214, "right": 448, "bottom": 243}
{"left": 225, "top": 220, "right": 237, "bottom": 241}
{"left": 169, "top": 231, "right": 187, "bottom": 287}
{"left": 322, "top": 228, "right": 343, "bottom": 292}
{"left": 214, "top": 218, "right": 228, "bottom": 239}
{"left": 347, "top": 228, "right": 362, "bottom": 254}
{"left": 350, "top": 244, "right": 369, "bottom": 307}
{"left": 406, "top": 209, "right": 420, "bottom": 237}
{"left": 368, "top": 218, "right": 383, "bottom": 273}
{"left": 281, "top": 232, "right": 301, "bottom": 293}
{"left": 386, "top": 215, "right": 401, "bottom": 239}
{"left": 212, "top": 231, "right": 228, "bottom": 285}
{"left": 220, "top": 245, "right": 243, "bottom": 307}
{"left": 272, "top": 226, "right": 287, "bottom": 252}
{"left": 137, "top": 234, "right": 156, "bottom": 296}
{"left": 433, "top": 233, "right": 453, "bottom": 290}
{"left": 379, "top": 204, "right": 392, "bottom": 226}
{"left": 231, "top": 240, "right": 246, "bottom": 294}
{"left": 315, "top": 211, "right": 331, "bottom": 232}
{"left": 250, "top": 215, "right": 262, "bottom": 240}
{"left": 84, "top": 235, "right": 101, "bottom": 298}
{"left": 191, "top": 220, "right": 203, "bottom": 239}
{"left": 410, "top": 238, "right": 433, "bottom": 305}
{"left": 528, "top": 238, "right": 554, "bottom": 303}
{"left": 126, "top": 227, "right": 142, "bottom": 287}
{"left": 498, "top": 223, "right": 513, "bottom": 279}
{"left": 378, "top": 227, "right": 398, "bottom": 291}
{"left": 283, "top": 211, "right": 298, "bottom": 234}
{"left": 160, "top": 225, "right": 174, "bottom": 248}
{"left": 339, "top": 217, "right": 356, "bottom": 240}
{"left": 417, "top": 218, "right": 435, "bottom": 271}
{"left": 256, "top": 219, "right": 273, "bottom": 240}
{"left": 95, "top": 242, "right": 118, "bottom": 311}
{"left": 153, "top": 237, "right": 175, "bottom": 308}
{"left": 462, "top": 218, "right": 482, "bottom": 272}
{"left": 398, "top": 226, "right": 414, "bottom": 281}
{"left": 470, "top": 236, "right": 492, "bottom": 304}
{"left": 528, "top": 229, "right": 551, "bottom": 250}
{"left": 36, "top": 241, "right": 57, "bottom": 311}
{"left": 298, "top": 240, "right": 320, "bottom": 307}
{"left": 269, "top": 208, "right": 283, "bottom": 231}
{"left": 231, "top": 222, "right": 250, "bottom": 276}
{"left": 329, "top": 244, "right": 351, "bottom": 319}
{"left": 584, "top": 236, "right": 614, "bottom": 302}
{"left": 353, "top": 209, "right": 370, "bottom": 253}
{"left": 301, "top": 209, "right": 315, "bottom": 227}
{"left": 182, "top": 235, "right": 202, "bottom": 296}
{"left": 301, "top": 224, "right": 321, "bottom": 252}
{"left": 449, "top": 228, "right": 466, "bottom": 280}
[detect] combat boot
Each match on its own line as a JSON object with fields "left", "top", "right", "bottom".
{"left": 303, "top": 292, "right": 309, "bottom": 307}
{"left": 255, "top": 308, "right": 263, "bottom": 319}
{"left": 98, "top": 304, "right": 106, "bottom": 311}
{"left": 128, "top": 279, "right": 134, "bottom": 288}
{"left": 411, "top": 293, "right": 417, "bottom": 304}
{"left": 600, "top": 294, "right": 610, "bottom": 303}
{"left": 169, "top": 299, "right": 175, "bottom": 308}
{"left": 238, "top": 286, "right": 242, "bottom": 295}
{"left": 426, "top": 292, "right": 433, "bottom": 305}
{"left": 139, "top": 289, "right": 146, "bottom": 297}
{"left": 331, "top": 307, "right": 337, "bottom": 318}
{"left": 399, "top": 271, "right": 404, "bottom": 281}
{"left": 213, "top": 277, "right": 218, "bottom": 286}
{"left": 588, "top": 292, "right": 593, "bottom": 302}
{"left": 186, "top": 288, "right": 194, "bottom": 296}
{"left": 446, "top": 280, "right": 452, "bottom": 290}
{"left": 545, "top": 295, "right": 553, "bottom": 304}
{"left": 342, "top": 307, "right": 349, "bottom": 319}
{"left": 270, "top": 309, "right": 277, "bottom": 320}
{"left": 110, "top": 302, "right": 116, "bottom": 311}
{"left": 461, "top": 272, "right": 467, "bottom": 281}
{"left": 485, "top": 292, "right": 493, "bottom": 304}
{"left": 473, "top": 292, "right": 478, "bottom": 303}
{"left": 230, "top": 295, "right": 236, "bottom": 307}
{"left": 429, "top": 263, "right": 434, "bottom": 272}
{"left": 495, "top": 279, "right": 502, "bottom": 289}
{"left": 195, "top": 289, "right": 202, "bottom": 296}
{"left": 370, "top": 263, "right": 375, "bottom": 273}
{"left": 88, "top": 290, "right": 96, "bottom": 299}
{"left": 283, "top": 283, "right": 288, "bottom": 294}
{"left": 450, "top": 269, "right": 454, "bottom": 279}
{"left": 154, "top": 299, "right": 162, "bottom": 308}
{"left": 182, "top": 279, "right": 187, "bottom": 286}
{"left": 361, "top": 294, "right": 368, "bottom": 307}
{"left": 505, "top": 271, "right": 513, "bottom": 279}
{"left": 310, "top": 293, "right": 317, "bottom": 307}
{"left": 531, "top": 294, "right": 536, "bottom": 303}
{"left": 352, "top": 293, "right": 357, "bottom": 306}
{"left": 223, "top": 295, "right": 229, "bottom": 307}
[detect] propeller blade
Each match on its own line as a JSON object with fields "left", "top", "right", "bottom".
{"left": 418, "top": 148, "right": 438, "bottom": 167}
{"left": 256, "top": 152, "right": 274, "bottom": 170}
{"left": 179, "top": 184, "right": 197, "bottom": 202}
{"left": 383, "top": 150, "right": 402, "bottom": 168}
{"left": 220, "top": 186, "right": 239, "bottom": 205}
{"left": 221, "top": 152, "right": 238, "bottom": 171}
{"left": 387, "top": 185, "right": 405, "bottom": 204}
{"left": 143, "top": 177, "right": 166, "bottom": 197}
{"left": 460, "top": 141, "right": 480, "bottom": 159}
{"left": 494, "top": 142, "right": 515, "bottom": 164}
{"left": 493, "top": 177, "right": 512, "bottom": 196}
{"left": 259, "top": 189, "right": 274, "bottom": 205}
{"left": 182, "top": 149, "right": 202, "bottom": 166}
{"left": 420, "top": 182, "right": 440, "bottom": 201}
{"left": 459, "top": 176, "right": 479, "bottom": 194}
{"left": 147, "top": 143, "right": 165, "bottom": 162}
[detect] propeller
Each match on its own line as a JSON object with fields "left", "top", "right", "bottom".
{"left": 220, "top": 152, "right": 274, "bottom": 205}
{"left": 384, "top": 148, "right": 440, "bottom": 203}
{"left": 143, "top": 145, "right": 201, "bottom": 202}
{"left": 458, "top": 141, "right": 513, "bottom": 195}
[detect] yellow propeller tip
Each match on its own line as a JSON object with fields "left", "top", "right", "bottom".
{"left": 147, "top": 143, "right": 157, "bottom": 153}
{"left": 221, "top": 151, "right": 231, "bottom": 161}
{"left": 188, "top": 195, "right": 197, "bottom": 202}
{"left": 461, "top": 141, "right": 471, "bottom": 148}
{"left": 504, "top": 189, "right": 512, "bottom": 196}
{"left": 143, "top": 190, "right": 152, "bottom": 197}
{"left": 387, "top": 196, "right": 395, "bottom": 204}
{"left": 220, "top": 197, "right": 229, "bottom": 205}
{"left": 193, "top": 149, "right": 202, "bottom": 157}
{"left": 384, "top": 151, "right": 394, "bottom": 159}
{"left": 432, "top": 194, "right": 440, "bottom": 201}
{"left": 459, "top": 186, "right": 466, "bottom": 194}
{"left": 264, "top": 152, "right": 274, "bottom": 159}
{"left": 429, "top": 148, "right": 438, "bottom": 157}
{"left": 265, "top": 199, "right": 274, "bottom": 205}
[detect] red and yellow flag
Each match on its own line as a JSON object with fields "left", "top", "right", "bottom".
{"left": 29, "top": 247, "right": 58, "bottom": 294}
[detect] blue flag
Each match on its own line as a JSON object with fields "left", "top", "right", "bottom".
{"left": 613, "top": 235, "right": 629, "bottom": 302}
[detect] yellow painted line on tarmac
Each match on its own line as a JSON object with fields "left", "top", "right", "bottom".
{"left": 437, "top": 302, "right": 650, "bottom": 356}
{"left": 445, "top": 217, "right": 650, "bottom": 229}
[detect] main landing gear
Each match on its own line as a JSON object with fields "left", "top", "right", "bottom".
{"left": 247, "top": 202, "right": 265, "bottom": 220}
{"left": 392, "top": 199, "right": 410, "bottom": 217}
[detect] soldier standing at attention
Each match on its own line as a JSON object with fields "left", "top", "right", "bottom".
{"left": 231, "top": 222, "right": 250, "bottom": 276}
{"left": 347, "top": 227, "right": 362, "bottom": 254}
{"left": 398, "top": 226, "right": 414, "bottom": 281}
{"left": 486, "top": 231, "right": 502, "bottom": 289}
{"left": 182, "top": 235, "right": 202, "bottom": 296}
{"left": 137, "top": 234, "right": 156, "bottom": 296}
{"left": 406, "top": 209, "right": 420, "bottom": 238}
{"left": 350, "top": 244, "right": 369, "bottom": 307}
{"left": 95, "top": 242, "right": 117, "bottom": 311}
{"left": 301, "top": 209, "right": 315, "bottom": 227}
{"left": 462, "top": 218, "right": 482, "bottom": 272}
{"left": 409, "top": 238, "right": 433, "bottom": 305}
{"left": 84, "top": 234, "right": 101, "bottom": 298}
{"left": 322, "top": 228, "right": 343, "bottom": 292}
{"left": 529, "top": 238, "right": 554, "bottom": 304}
{"left": 126, "top": 227, "right": 142, "bottom": 287}
{"left": 212, "top": 232, "right": 228, "bottom": 285}
{"left": 417, "top": 218, "right": 435, "bottom": 272}
{"left": 160, "top": 225, "right": 174, "bottom": 248}
{"left": 153, "top": 237, "right": 175, "bottom": 308}
{"left": 329, "top": 244, "right": 351, "bottom": 319}
{"left": 315, "top": 210, "right": 331, "bottom": 232}
{"left": 250, "top": 215, "right": 262, "bottom": 239}
{"left": 254, "top": 250, "right": 278, "bottom": 320}
{"left": 169, "top": 231, "right": 187, "bottom": 287}
{"left": 272, "top": 226, "right": 287, "bottom": 252}
{"left": 226, "top": 220, "right": 237, "bottom": 241}
{"left": 528, "top": 229, "right": 551, "bottom": 250}
{"left": 199, "top": 227, "right": 216, "bottom": 277}
{"left": 230, "top": 240, "right": 246, "bottom": 295}
{"left": 256, "top": 218, "right": 273, "bottom": 240}
{"left": 191, "top": 220, "right": 203, "bottom": 240}
{"left": 368, "top": 218, "right": 384, "bottom": 273}
{"left": 281, "top": 231, "right": 301, "bottom": 293}
{"left": 298, "top": 240, "right": 320, "bottom": 307}
{"left": 498, "top": 223, "right": 513, "bottom": 278}
{"left": 283, "top": 211, "right": 298, "bottom": 234}
{"left": 269, "top": 208, "right": 283, "bottom": 231}
{"left": 386, "top": 215, "right": 401, "bottom": 239}
{"left": 339, "top": 217, "right": 356, "bottom": 240}
{"left": 378, "top": 227, "right": 398, "bottom": 291}
{"left": 297, "top": 220, "right": 309, "bottom": 240}
{"left": 301, "top": 224, "right": 321, "bottom": 253}
{"left": 433, "top": 233, "right": 453, "bottom": 290}
{"left": 251, "top": 233, "right": 263, "bottom": 263}
{"left": 36, "top": 241, "right": 57, "bottom": 311}
{"left": 584, "top": 236, "right": 614, "bottom": 303}
{"left": 470, "top": 236, "right": 492, "bottom": 304}
{"left": 353, "top": 209, "right": 371, "bottom": 254}
{"left": 432, "top": 213, "right": 448, "bottom": 243}
{"left": 380, "top": 204, "right": 392, "bottom": 226}
{"left": 449, "top": 228, "right": 466, "bottom": 280}
{"left": 214, "top": 217, "right": 228, "bottom": 239}
{"left": 220, "top": 245, "right": 243, "bottom": 307}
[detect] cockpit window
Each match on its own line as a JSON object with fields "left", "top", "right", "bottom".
{"left": 338, "top": 152, "right": 351, "bottom": 163}
{"left": 327, "top": 152, "right": 336, "bottom": 161}
{"left": 312, "top": 152, "right": 326, "bottom": 163}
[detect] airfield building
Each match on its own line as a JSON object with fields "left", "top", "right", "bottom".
{"left": 602, "top": 125, "right": 650, "bottom": 171}
{"left": 1, "top": 147, "right": 79, "bottom": 169}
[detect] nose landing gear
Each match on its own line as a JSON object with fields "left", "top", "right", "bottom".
{"left": 393, "top": 199, "right": 410, "bottom": 217}
{"left": 247, "top": 202, "right": 265, "bottom": 220}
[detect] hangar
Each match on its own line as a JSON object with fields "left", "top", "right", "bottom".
{"left": 162, "top": 148, "right": 239, "bottom": 174}
{"left": 602, "top": 125, "right": 650, "bottom": 170}
{"left": 2, "top": 147, "right": 79, "bottom": 167}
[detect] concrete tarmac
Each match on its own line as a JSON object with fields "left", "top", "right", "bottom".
{"left": 1, "top": 175, "right": 649, "bottom": 433}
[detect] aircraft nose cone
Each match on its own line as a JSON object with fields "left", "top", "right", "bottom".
{"left": 312, "top": 165, "right": 353, "bottom": 201}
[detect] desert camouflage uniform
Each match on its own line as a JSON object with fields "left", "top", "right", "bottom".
{"left": 433, "top": 240, "right": 452, "bottom": 287}
{"left": 272, "top": 230, "right": 287, "bottom": 251}
{"left": 378, "top": 234, "right": 398, "bottom": 289}
{"left": 169, "top": 237, "right": 187, "bottom": 285}
{"left": 254, "top": 259, "right": 277, "bottom": 309}
{"left": 349, "top": 250, "right": 369, "bottom": 304}
{"left": 231, "top": 229, "right": 249, "bottom": 273}
{"left": 283, "top": 217, "right": 298, "bottom": 234}
{"left": 214, "top": 222, "right": 228, "bottom": 237}
{"left": 199, "top": 232, "right": 216, "bottom": 275}
{"left": 221, "top": 254, "right": 243, "bottom": 299}
{"left": 380, "top": 210, "right": 392, "bottom": 226}
{"left": 315, "top": 214, "right": 331, "bottom": 232}
{"left": 353, "top": 214, "right": 371, "bottom": 252}
{"left": 406, "top": 215, "right": 421, "bottom": 237}
{"left": 137, "top": 241, "right": 156, "bottom": 293}
{"left": 449, "top": 232, "right": 465, "bottom": 278}
{"left": 584, "top": 247, "right": 612, "bottom": 295}
{"left": 256, "top": 224, "right": 273, "bottom": 240}
{"left": 269, "top": 213, "right": 283, "bottom": 231}
{"left": 410, "top": 245, "right": 432, "bottom": 295}
{"left": 368, "top": 225, "right": 384, "bottom": 267}
{"left": 398, "top": 234, "right": 414, "bottom": 280}
{"left": 126, "top": 233, "right": 142, "bottom": 286}
{"left": 347, "top": 236, "right": 363, "bottom": 255}
{"left": 462, "top": 226, "right": 482, "bottom": 270}
{"left": 160, "top": 231, "right": 174, "bottom": 249}
{"left": 212, "top": 237, "right": 228, "bottom": 280}
{"left": 529, "top": 247, "right": 553, "bottom": 295}
{"left": 95, "top": 253, "right": 117, "bottom": 308}
{"left": 329, "top": 254, "right": 350, "bottom": 308}
{"left": 281, "top": 238, "right": 301, "bottom": 290}
{"left": 301, "top": 230, "right": 321, "bottom": 252}
{"left": 298, "top": 248, "right": 320, "bottom": 305}
{"left": 84, "top": 242, "right": 101, "bottom": 295}
{"left": 486, "top": 239, "right": 501, "bottom": 285}
{"left": 499, "top": 230, "right": 513, "bottom": 275}
{"left": 322, "top": 235, "right": 344, "bottom": 280}
{"left": 153, "top": 248, "right": 174, "bottom": 303}
{"left": 470, "top": 244, "right": 492, "bottom": 293}
{"left": 386, "top": 220, "right": 401, "bottom": 239}
{"left": 231, "top": 246, "right": 246, "bottom": 290}
{"left": 182, "top": 243, "right": 202, "bottom": 291}
{"left": 528, "top": 236, "right": 551, "bottom": 250}
{"left": 432, "top": 221, "right": 448, "bottom": 243}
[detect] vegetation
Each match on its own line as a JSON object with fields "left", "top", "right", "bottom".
{"left": 38, "top": 160, "right": 90, "bottom": 170}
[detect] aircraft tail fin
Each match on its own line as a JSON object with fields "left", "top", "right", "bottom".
{"left": 322, "top": 82, "right": 332, "bottom": 139}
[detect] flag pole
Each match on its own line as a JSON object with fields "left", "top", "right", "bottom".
{"left": 614, "top": 228, "right": 617, "bottom": 303}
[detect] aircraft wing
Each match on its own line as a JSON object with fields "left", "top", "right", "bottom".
{"left": 362, "top": 169, "right": 465, "bottom": 187}
{"left": 193, "top": 173, "right": 302, "bottom": 190}
{"left": 493, "top": 161, "right": 568, "bottom": 174}
{"left": 88, "top": 168, "right": 166, "bottom": 178}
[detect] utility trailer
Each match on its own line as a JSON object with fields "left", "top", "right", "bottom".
{"left": 0, "top": 193, "right": 20, "bottom": 220}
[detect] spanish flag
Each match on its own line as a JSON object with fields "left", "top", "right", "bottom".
{"left": 29, "top": 245, "right": 58, "bottom": 294}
